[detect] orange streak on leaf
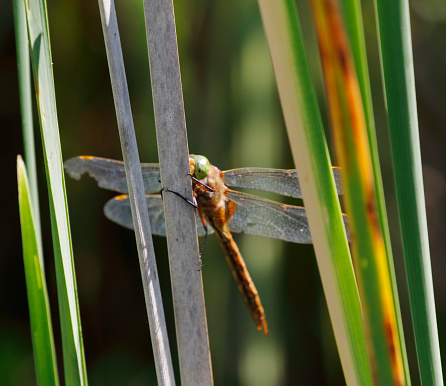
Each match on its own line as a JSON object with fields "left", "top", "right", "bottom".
{"left": 311, "top": 0, "right": 405, "bottom": 383}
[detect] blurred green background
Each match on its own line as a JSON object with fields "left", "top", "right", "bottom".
{"left": 2, "top": 0, "right": 446, "bottom": 384}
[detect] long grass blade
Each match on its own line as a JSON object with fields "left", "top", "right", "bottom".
{"left": 257, "top": 0, "right": 373, "bottom": 384}
{"left": 23, "top": 0, "right": 87, "bottom": 383}
{"left": 142, "top": 0, "right": 213, "bottom": 384}
{"left": 311, "top": 0, "right": 406, "bottom": 383}
{"left": 17, "top": 156, "right": 59, "bottom": 386}
{"left": 96, "top": 1, "right": 176, "bottom": 384}
{"left": 13, "top": 0, "right": 41, "bottom": 247}
{"left": 375, "top": 0, "right": 444, "bottom": 383}
{"left": 341, "top": 0, "right": 411, "bottom": 380}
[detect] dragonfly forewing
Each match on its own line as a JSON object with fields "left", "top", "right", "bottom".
{"left": 104, "top": 194, "right": 212, "bottom": 237}
{"left": 223, "top": 167, "right": 343, "bottom": 198}
{"left": 64, "top": 156, "right": 162, "bottom": 194}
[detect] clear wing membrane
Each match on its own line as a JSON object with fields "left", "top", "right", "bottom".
{"left": 226, "top": 190, "right": 313, "bottom": 244}
{"left": 223, "top": 167, "right": 343, "bottom": 198}
{"left": 64, "top": 156, "right": 161, "bottom": 194}
{"left": 104, "top": 195, "right": 212, "bottom": 237}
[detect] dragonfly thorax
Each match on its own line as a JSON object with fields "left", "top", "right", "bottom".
{"left": 193, "top": 164, "right": 229, "bottom": 213}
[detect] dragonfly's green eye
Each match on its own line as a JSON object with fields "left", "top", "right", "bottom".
{"left": 192, "top": 155, "right": 210, "bottom": 180}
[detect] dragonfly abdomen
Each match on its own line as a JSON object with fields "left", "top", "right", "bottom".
{"left": 213, "top": 225, "right": 268, "bottom": 335}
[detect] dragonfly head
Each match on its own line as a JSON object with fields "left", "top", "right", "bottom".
{"left": 189, "top": 154, "right": 210, "bottom": 180}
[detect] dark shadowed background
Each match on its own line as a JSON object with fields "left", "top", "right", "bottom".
{"left": 1, "top": 0, "right": 446, "bottom": 384}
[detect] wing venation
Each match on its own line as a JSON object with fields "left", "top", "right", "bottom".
{"left": 64, "top": 156, "right": 161, "bottom": 193}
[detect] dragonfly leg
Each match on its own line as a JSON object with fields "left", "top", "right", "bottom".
{"left": 161, "top": 187, "right": 205, "bottom": 270}
{"left": 161, "top": 187, "right": 197, "bottom": 208}
{"left": 188, "top": 173, "right": 214, "bottom": 192}
{"left": 197, "top": 228, "right": 208, "bottom": 271}
{"left": 197, "top": 206, "right": 208, "bottom": 271}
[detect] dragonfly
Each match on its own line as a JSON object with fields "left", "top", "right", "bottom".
{"left": 64, "top": 155, "right": 344, "bottom": 335}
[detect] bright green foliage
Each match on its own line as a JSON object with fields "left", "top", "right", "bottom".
{"left": 17, "top": 156, "right": 59, "bottom": 386}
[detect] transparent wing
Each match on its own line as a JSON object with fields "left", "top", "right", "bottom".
{"left": 103, "top": 194, "right": 212, "bottom": 237}
{"left": 64, "top": 156, "right": 161, "bottom": 194}
{"left": 227, "top": 189, "right": 350, "bottom": 243}
{"left": 226, "top": 189, "right": 313, "bottom": 244}
{"left": 223, "top": 167, "right": 342, "bottom": 198}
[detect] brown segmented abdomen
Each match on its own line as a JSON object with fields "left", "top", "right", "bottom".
{"left": 213, "top": 225, "right": 268, "bottom": 335}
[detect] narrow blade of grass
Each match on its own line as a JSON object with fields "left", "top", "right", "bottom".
{"left": 24, "top": 0, "right": 87, "bottom": 383}
{"left": 257, "top": 0, "right": 373, "bottom": 384}
{"left": 375, "top": 0, "right": 444, "bottom": 383}
{"left": 97, "top": 1, "right": 176, "bottom": 384}
{"left": 142, "top": 0, "right": 213, "bottom": 384}
{"left": 341, "top": 0, "right": 411, "bottom": 380}
{"left": 13, "top": 0, "right": 41, "bottom": 249}
{"left": 311, "top": 0, "right": 406, "bottom": 383}
{"left": 17, "top": 156, "right": 59, "bottom": 386}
